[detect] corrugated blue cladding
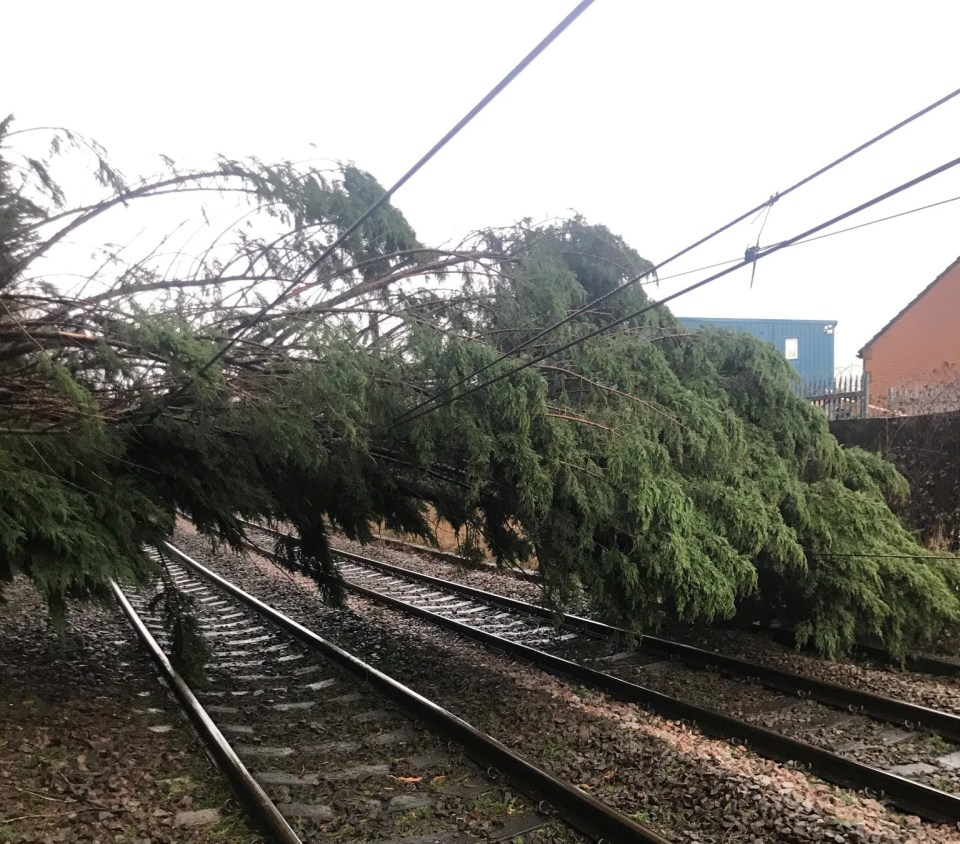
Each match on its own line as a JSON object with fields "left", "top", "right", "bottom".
{"left": 677, "top": 317, "right": 837, "bottom": 382}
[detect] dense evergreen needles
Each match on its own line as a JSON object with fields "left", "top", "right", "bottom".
{"left": 146, "top": 561, "right": 211, "bottom": 684}
{"left": 1, "top": 117, "right": 957, "bottom": 659}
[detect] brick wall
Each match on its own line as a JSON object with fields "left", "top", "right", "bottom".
{"left": 831, "top": 411, "right": 960, "bottom": 550}
{"left": 862, "top": 257, "right": 960, "bottom": 409}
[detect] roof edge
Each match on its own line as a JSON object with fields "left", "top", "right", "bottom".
{"left": 677, "top": 317, "right": 837, "bottom": 325}
{"left": 859, "top": 253, "right": 960, "bottom": 357}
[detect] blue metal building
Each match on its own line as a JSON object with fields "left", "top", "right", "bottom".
{"left": 677, "top": 317, "right": 837, "bottom": 383}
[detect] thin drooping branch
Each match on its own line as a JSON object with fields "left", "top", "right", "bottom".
{"left": 536, "top": 362, "right": 683, "bottom": 426}
{"left": 11, "top": 170, "right": 230, "bottom": 277}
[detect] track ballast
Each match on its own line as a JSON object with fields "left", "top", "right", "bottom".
{"left": 241, "top": 522, "right": 960, "bottom": 824}
{"left": 117, "top": 541, "right": 667, "bottom": 843}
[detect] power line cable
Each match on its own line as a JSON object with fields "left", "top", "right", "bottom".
{"left": 397, "top": 153, "right": 960, "bottom": 425}
{"left": 768, "top": 192, "right": 960, "bottom": 252}
{"left": 395, "top": 84, "right": 960, "bottom": 423}
{"left": 647, "top": 191, "right": 960, "bottom": 289}
{"left": 190, "top": 0, "right": 596, "bottom": 379}
{"left": 805, "top": 550, "right": 957, "bottom": 560}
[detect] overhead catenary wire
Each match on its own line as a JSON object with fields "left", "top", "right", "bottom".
{"left": 189, "top": 0, "right": 597, "bottom": 380}
{"left": 397, "top": 153, "right": 960, "bottom": 426}
{"left": 805, "top": 550, "right": 958, "bottom": 560}
{"left": 644, "top": 191, "right": 960, "bottom": 288}
{"left": 766, "top": 192, "right": 960, "bottom": 252}
{"left": 394, "top": 84, "right": 960, "bottom": 424}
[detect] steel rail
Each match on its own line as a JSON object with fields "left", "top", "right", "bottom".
{"left": 317, "top": 522, "right": 960, "bottom": 678}
{"left": 110, "top": 580, "right": 304, "bottom": 844}
{"left": 238, "top": 520, "right": 960, "bottom": 743}
{"left": 349, "top": 577, "right": 960, "bottom": 822}
{"left": 238, "top": 527, "right": 960, "bottom": 823}
{"left": 237, "top": 532, "right": 960, "bottom": 822}
{"left": 380, "top": 536, "right": 540, "bottom": 581}
{"left": 379, "top": 533, "right": 960, "bottom": 678}
{"left": 337, "top": 574, "right": 960, "bottom": 822}
{"left": 160, "top": 541, "right": 669, "bottom": 844}
{"left": 754, "top": 625, "right": 960, "bottom": 679}
{"left": 334, "top": 544, "right": 960, "bottom": 743}
{"left": 235, "top": 525, "right": 960, "bottom": 820}
{"left": 238, "top": 517, "right": 541, "bottom": 581}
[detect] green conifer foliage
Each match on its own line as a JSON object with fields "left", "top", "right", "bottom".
{"left": 147, "top": 564, "right": 211, "bottom": 685}
{"left": 1, "top": 118, "right": 956, "bottom": 659}
{"left": 391, "top": 218, "right": 959, "bottom": 658}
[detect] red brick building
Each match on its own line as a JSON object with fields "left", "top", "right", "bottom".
{"left": 859, "top": 255, "right": 960, "bottom": 412}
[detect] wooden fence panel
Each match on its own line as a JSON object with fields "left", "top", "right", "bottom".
{"left": 796, "top": 373, "right": 868, "bottom": 420}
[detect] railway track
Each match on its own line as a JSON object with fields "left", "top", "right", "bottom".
{"left": 240, "top": 521, "right": 960, "bottom": 825}
{"left": 115, "top": 542, "right": 667, "bottom": 844}
{"left": 374, "top": 533, "right": 960, "bottom": 678}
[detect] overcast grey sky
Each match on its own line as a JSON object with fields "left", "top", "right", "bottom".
{"left": 5, "top": 0, "right": 960, "bottom": 369}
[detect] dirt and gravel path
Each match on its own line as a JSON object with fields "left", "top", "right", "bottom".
{"left": 178, "top": 524, "right": 960, "bottom": 844}
{"left": 0, "top": 577, "right": 261, "bottom": 844}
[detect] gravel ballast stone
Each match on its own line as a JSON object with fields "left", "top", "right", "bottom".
{"left": 0, "top": 577, "right": 262, "bottom": 844}
{"left": 175, "top": 522, "right": 960, "bottom": 843}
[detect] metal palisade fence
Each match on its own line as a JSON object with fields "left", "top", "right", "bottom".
{"left": 796, "top": 373, "right": 869, "bottom": 420}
